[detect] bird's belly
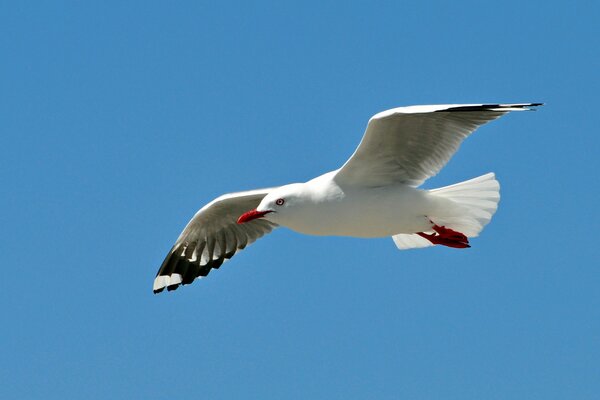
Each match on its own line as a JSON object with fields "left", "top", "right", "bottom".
{"left": 285, "top": 187, "right": 439, "bottom": 238}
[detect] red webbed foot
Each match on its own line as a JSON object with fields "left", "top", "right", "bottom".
{"left": 417, "top": 225, "right": 470, "bottom": 249}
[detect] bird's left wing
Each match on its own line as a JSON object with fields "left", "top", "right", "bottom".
{"left": 153, "top": 188, "right": 278, "bottom": 293}
{"left": 334, "top": 103, "right": 542, "bottom": 187}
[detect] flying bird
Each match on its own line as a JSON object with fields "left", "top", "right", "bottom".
{"left": 154, "top": 103, "right": 542, "bottom": 293}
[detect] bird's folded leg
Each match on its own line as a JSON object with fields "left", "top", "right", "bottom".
{"left": 417, "top": 225, "right": 470, "bottom": 249}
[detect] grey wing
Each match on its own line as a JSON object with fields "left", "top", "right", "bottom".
{"left": 153, "top": 188, "right": 279, "bottom": 293}
{"left": 334, "top": 103, "right": 542, "bottom": 187}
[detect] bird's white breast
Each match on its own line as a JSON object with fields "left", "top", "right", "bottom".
{"left": 277, "top": 172, "right": 441, "bottom": 238}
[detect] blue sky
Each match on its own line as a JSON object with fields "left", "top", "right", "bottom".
{"left": 1, "top": 1, "right": 598, "bottom": 399}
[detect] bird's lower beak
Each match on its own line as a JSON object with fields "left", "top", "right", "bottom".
{"left": 237, "top": 209, "right": 272, "bottom": 224}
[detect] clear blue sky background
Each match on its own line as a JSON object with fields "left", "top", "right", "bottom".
{"left": 1, "top": 1, "right": 598, "bottom": 399}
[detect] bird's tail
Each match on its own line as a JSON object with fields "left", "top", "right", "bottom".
{"left": 392, "top": 173, "right": 500, "bottom": 250}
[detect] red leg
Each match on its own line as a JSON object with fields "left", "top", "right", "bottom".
{"left": 417, "top": 224, "right": 470, "bottom": 248}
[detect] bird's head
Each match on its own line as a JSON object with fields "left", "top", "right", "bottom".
{"left": 237, "top": 184, "right": 304, "bottom": 225}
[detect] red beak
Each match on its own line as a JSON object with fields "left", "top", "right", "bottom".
{"left": 237, "top": 209, "right": 272, "bottom": 224}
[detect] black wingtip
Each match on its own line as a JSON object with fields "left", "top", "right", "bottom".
{"left": 153, "top": 287, "right": 164, "bottom": 294}
{"left": 522, "top": 102, "right": 544, "bottom": 109}
{"left": 166, "top": 284, "right": 180, "bottom": 292}
{"left": 437, "top": 103, "right": 543, "bottom": 112}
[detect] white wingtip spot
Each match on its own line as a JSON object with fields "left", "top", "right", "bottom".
{"left": 169, "top": 273, "right": 182, "bottom": 285}
{"left": 153, "top": 275, "right": 170, "bottom": 291}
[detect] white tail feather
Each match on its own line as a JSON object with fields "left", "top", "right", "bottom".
{"left": 392, "top": 232, "right": 434, "bottom": 250}
{"left": 392, "top": 173, "right": 500, "bottom": 250}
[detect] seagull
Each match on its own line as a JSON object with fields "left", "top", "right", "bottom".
{"left": 153, "top": 103, "right": 542, "bottom": 293}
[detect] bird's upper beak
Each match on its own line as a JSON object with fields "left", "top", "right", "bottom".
{"left": 237, "top": 209, "right": 272, "bottom": 224}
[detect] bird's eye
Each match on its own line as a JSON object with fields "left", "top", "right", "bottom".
{"left": 275, "top": 198, "right": 285, "bottom": 206}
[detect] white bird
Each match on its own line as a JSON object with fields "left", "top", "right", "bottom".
{"left": 153, "top": 103, "right": 542, "bottom": 293}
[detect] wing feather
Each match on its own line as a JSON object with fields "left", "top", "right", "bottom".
{"left": 153, "top": 188, "right": 279, "bottom": 293}
{"left": 334, "top": 103, "right": 541, "bottom": 187}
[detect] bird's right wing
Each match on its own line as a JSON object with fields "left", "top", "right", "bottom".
{"left": 153, "top": 188, "right": 279, "bottom": 293}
